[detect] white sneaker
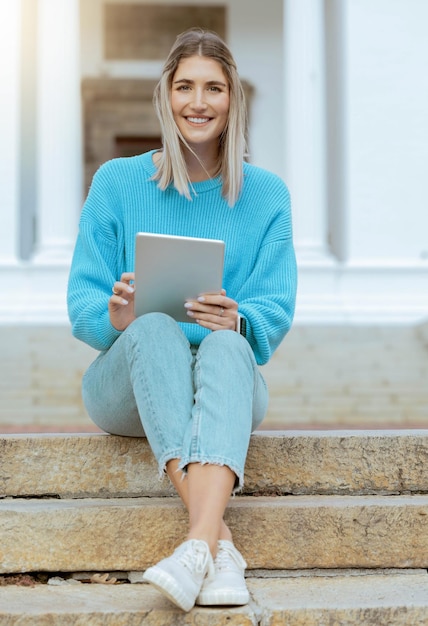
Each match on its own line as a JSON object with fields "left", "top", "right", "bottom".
{"left": 196, "top": 540, "right": 249, "bottom": 606}
{"left": 142, "top": 539, "right": 214, "bottom": 612}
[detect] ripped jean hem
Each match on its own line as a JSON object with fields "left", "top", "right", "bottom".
{"left": 157, "top": 448, "right": 183, "bottom": 480}
{"left": 178, "top": 455, "right": 244, "bottom": 494}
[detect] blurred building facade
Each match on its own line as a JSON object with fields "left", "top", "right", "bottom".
{"left": 1, "top": 1, "right": 428, "bottom": 431}
{"left": 1, "top": 0, "right": 428, "bottom": 325}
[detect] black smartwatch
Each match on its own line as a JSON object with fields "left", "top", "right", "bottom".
{"left": 236, "top": 315, "right": 247, "bottom": 337}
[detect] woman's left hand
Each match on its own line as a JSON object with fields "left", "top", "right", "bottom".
{"left": 184, "top": 289, "right": 238, "bottom": 331}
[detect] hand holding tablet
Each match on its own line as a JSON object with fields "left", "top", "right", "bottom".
{"left": 134, "top": 232, "right": 225, "bottom": 323}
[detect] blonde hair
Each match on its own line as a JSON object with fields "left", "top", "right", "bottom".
{"left": 152, "top": 28, "right": 248, "bottom": 207}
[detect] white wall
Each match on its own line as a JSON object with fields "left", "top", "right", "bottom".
{"left": 0, "top": 2, "right": 20, "bottom": 262}
{"left": 344, "top": 0, "right": 428, "bottom": 263}
{"left": 294, "top": 0, "right": 428, "bottom": 324}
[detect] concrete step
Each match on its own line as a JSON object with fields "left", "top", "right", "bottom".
{"left": 1, "top": 495, "right": 428, "bottom": 573}
{"left": 2, "top": 430, "right": 428, "bottom": 498}
{"left": 1, "top": 572, "right": 428, "bottom": 625}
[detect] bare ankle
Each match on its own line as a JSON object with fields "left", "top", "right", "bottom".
{"left": 187, "top": 532, "right": 217, "bottom": 557}
{"left": 219, "top": 522, "right": 233, "bottom": 543}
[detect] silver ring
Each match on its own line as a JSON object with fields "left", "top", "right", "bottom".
{"left": 219, "top": 307, "right": 224, "bottom": 316}
{"left": 112, "top": 286, "right": 119, "bottom": 295}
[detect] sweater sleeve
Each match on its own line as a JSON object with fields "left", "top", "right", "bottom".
{"left": 235, "top": 183, "right": 297, "bottom": 366}
{"left": 67, "top": 164, "right": 125, "bottom": 351}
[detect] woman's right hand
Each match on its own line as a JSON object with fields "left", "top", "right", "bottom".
{"left": 108, "top": 272, "right": 136, "bottom": 331}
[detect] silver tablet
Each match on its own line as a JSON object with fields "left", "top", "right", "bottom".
{"left": 134, "top": 232, "right": 225, "bottom": 323}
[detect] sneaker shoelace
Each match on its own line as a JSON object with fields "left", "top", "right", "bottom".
{"left": 178, "top": 541, "right": 212, "bottom": 576}
{"left": 215, "top": 542, "right": 247, "bottom": 572}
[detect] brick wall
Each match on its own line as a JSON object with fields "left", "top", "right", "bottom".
{"left": 263, "top": 325, "right": 428, "bottom": 428}
{"left": 2, "top": 324, "right": 428, "bottom": 431}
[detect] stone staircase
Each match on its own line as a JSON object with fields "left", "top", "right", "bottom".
{"left": 1, "top": 430, "right": 428, "bottom": 624}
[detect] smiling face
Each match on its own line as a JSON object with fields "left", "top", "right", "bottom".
{"left": 170, "top": 55, "right": 230, "bottom": 154}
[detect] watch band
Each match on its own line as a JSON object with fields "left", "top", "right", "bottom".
{"left": 240, "top": 316, "right": 247, "bottom": 337}
{"left": 237, "top": 314, "right": 247, "bottom": 337}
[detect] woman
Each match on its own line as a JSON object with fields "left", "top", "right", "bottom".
{"left": 67, "top": 28, "right": 297, "bottom": 612}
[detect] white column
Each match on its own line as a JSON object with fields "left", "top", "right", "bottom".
{"left": 0, "top": 1, "right": 21, "bottom": 263}
{"left": 35, "top": 0, "right": 82, "bottom": 261}
{"left": 283, "top": 0, "right": 332, "bottom": 262}
{"left": 344, "top": 0, "right": 428, "bottom": 263}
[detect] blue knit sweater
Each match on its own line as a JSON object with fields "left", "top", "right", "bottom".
{"left": 67, "top": 151, "right": 297, "bottom": 365}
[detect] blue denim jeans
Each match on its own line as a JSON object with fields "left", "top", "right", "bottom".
{"left": 82, "top": 313, "right": 268, "bottom": 487}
